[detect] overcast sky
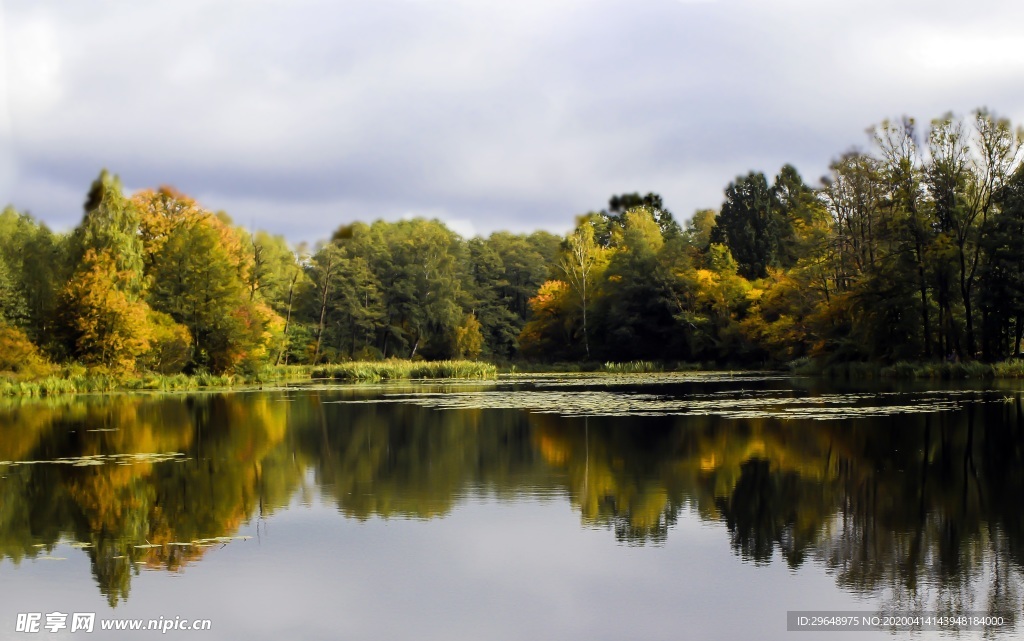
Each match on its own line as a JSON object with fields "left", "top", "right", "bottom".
{"left": 1, "top": 0, "right": 1022, "bottom": 242}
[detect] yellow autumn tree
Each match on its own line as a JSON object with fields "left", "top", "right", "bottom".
{"left": 518, "top": 280, "right": 574, "bottom": 359}
{"left": 63, "top": 249, "right": 153, "bottom": 374}
{"left": 454, "top": 312, "right": 484, "bottom": 359}
{"left": 139, "top": 309, "right": 192, "bottom": 374}
{"left": 133, "top": 186, "right": 206, "bottom": 272}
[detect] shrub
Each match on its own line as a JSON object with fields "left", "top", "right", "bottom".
{"left": 140, "top": 310, "right": 192, "bottom": 374}
{"left": 0, "top": 325, "right": 55, "bottom": 380}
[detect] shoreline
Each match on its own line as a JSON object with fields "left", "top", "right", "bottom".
{"left": 5, "top": 358, "right": 1024, "bottom": 399}
{"left": 0, "top": 360, "right": 498, "bottom": 398}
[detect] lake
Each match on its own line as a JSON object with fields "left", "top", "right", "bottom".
{"left": 1, "top": 373, "right": 1022, "bottom": 640}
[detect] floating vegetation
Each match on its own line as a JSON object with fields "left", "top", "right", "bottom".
{"left": 341, "top": 387, "right": 999, "bottom": 420}
{"left": 191, "top": 535, "right": 251, "bottom": 544}
{"left": 0, "top": 452, "right": 188, "bottom": 468}
{"left": 127, "top": 535, "right": 252, "bottom": 552}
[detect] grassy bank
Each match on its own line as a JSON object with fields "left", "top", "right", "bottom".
{"left": 310, "top": 360, "right": 497, "bottom": 382}
{"left": 0, "top": 360, "right": 497, "bottom": 397}
{"left": 0, "top": 370, "right": 262, "bottom": 397}
{"left": 504, "top": 360, "right": 707, "bottom": 374}
{"left": 794, "top": 359, "right": 1024, "bottom": 380}
{"left": 10, "top": 356, "right": 1021, "bottom": 397}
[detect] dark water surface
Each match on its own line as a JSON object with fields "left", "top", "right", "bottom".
{"left": 1, "top": 373, "right": 1023, "bottom": 640}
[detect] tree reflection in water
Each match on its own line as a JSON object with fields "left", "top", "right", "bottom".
{"left": 0, "top": 386, "right": 1021, "bottom": 616}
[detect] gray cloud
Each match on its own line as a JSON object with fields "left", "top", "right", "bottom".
{"left": 2, "top": 0, "right": 1023, "bottom": 241}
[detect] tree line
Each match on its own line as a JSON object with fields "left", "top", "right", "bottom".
{"left": 0, "top": 107, "right": 1022, "bottom": 376}
{"left": 523, "top": 109, "right": 1024, "bottom": 364}
{"left": 0, "top": 173, "right": 563, "bottom": 375}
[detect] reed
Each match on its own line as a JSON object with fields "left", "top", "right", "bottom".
{"left": 311, "top": 360, "right": 497, "bottom": 381}
{"left": 992, "top": 359, "right": 1024, "bottom": 378}
{"left": 600, "top": 361, "right": 663, "bottom": 374}
{"left": 9, "top": 356, "right": 1018, "bottom": 397}
{"left": 803, "top": 358, "right": 1024, "bottom": 380}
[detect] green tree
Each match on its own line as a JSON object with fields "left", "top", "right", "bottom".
{"left": 465, "top": 238, "right": 520, "bottom": 359}
{"left": 683, "top": 209, "right": 717, "bottom": 254}
{"left": 482, "top": 232, "right": 559, "bottom": 352}
{"left": 710, "top": 171, "right": 783, "bottom": 279}
{"left": 0, "top": 251, "right": 23, "bottom": 325}
{"left": 61, "top": 172, "right": 156, "bottom": 370}
{"left": 360, "top": 220, "right": 466, "bottom": 359}
{"left": 559, "top": 221, "right": 608, "bottom": 359}
{"left": 600, "top": 206, "right": 676, "bottom": 359}
{"left": 979, "top": 164, "right": 1024, "bottom": 358}
{"left": 274, "top": 246, "right": 311, "bottom": 365}
{"left": 243, "top": 230, "right": 295, "bottom": 306}
{"left": 308, "top": 243, "right": 345, "bottom": 363}
{"left": 70, "top": 171, "right": 146, "bottom": 297}
{"left": 606, "top": 192, "right": 680, "bottom": 239}
{"left": 335, "top": 254, "right": 386, "bottom": 360}
{"left": 873, "top": 117, "right": 935, "bottom": 358}
{"left": 770, "top": 164, "right": 819, "bottom": 268}
{"left": 925, "top": 110, "right": 1021, "bottom": 358}
{"left": 147, "top": 214, "right": 269, "bottom": 373}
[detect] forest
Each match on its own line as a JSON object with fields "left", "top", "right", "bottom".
{"left": 0, "top": 108, "right": 1022, "bottom": 379}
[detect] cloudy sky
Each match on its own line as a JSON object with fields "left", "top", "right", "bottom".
{"left": 1, "top": 0, "right": 1022, "bottom": 242}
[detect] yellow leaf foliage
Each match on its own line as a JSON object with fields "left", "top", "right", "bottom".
{"left": 454, "top": 313, "right": 484, "bottom": 360}
{"left": 63, "top": 249, "right": 153, "bottom": 374}
{"left": 0, "top": 324, "right": 54, "bottom": 379}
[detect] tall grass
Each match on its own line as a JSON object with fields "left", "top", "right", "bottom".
{"left": 311, "top": 360, "right": 497, "bottom": 382}
{"left": 799, "top": 358, "right": 1024, "bottom": 380}
{"left": 255, "top": 364, "right": 315, "bottom": 382}
{"left": 121, "top": 372, "right": 237, "bottom": 391}
{"left": 992, "top": 359, "right": 1024, "bottom": 378}
{"left": 502, "top": 362, "right": 596, "bottom": 373}
{"left": 0, "top": 372, "right": 228, "bottom": 397}
{"left": 880, "top": 361, "right": 996, "bottom": 380}
{"left": 601, "top": 361, "right": 663, "bottom": 374}
{"left": 9, "top": 356, "right": 1020, "bottom": 397}
{"left": 0, "top": 373, "right": 123, "bottom": 397}
{"left": 0, "top": 360, "right": 497, "bottom": 397}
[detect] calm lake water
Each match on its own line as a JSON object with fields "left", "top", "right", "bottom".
{"left": 1, "top": 373, "right": 1023, "bottom": 640}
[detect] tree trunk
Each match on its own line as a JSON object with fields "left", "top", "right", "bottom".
{"left": 960, "top": 246, "right": 975, "bottom": 358}
{"left": 314, "top": 276, "right": 331, "bottom": 363}
{"left": 581, "top": 292, "right": 590, "bottom": 359}
{"left": 918, "top": 247, "right": 931, "bottom": 358}
{"left": 275, "top": 272, "right": 297, "bottom": 366}
{"left": 1015, "top": 313, "right": 1023, "bottom": 356}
